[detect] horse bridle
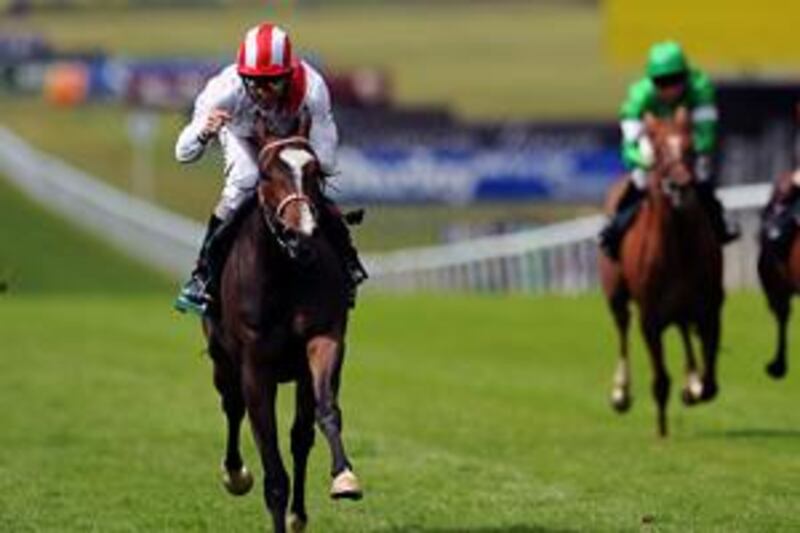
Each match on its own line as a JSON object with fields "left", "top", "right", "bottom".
{"left": 258, "top": 136, "right": 319, "bottom": 255}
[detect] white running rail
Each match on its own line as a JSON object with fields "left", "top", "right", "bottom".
{"left": 0, "top": 127, "right": 203, "bottom": 277}
{"left": 366, "top": 183, "right": 771, "bottom": 292}
{"left": 0, "top": 126, "right": 772, "bottom": 292}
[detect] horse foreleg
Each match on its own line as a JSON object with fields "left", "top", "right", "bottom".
{"left": 286, "top": 374, "right": 316, "bottom": 533}
{"left": 307, "top": 335, "right": 362, "bottom": 500}
{"left": 242, "top": 357, "right": 289, "bottom": 533}
{"left": 608, "top": 288, "right": 632, "bottom": 413}
{"left": 210, "top": 343, "right": 253, "bottom": 496}
{"left": 642, "top": 321, "right": 670, "bottom": 437}
{"left": 679, "top": 324, "right": 703, "bottom": 406}
{"left": 759, "top": 251, "right": 792, "bottom": 378}
{"left": 766, "top": 290, "right": 791, "bottom": 380}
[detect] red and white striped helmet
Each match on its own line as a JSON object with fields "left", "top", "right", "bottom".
{"left": 236, "top": 23, "right": 294, "bottom": 77}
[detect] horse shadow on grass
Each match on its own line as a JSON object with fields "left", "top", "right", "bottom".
{"left": 698, "top": 428, "right": 800, "bottom": 440}
{"left": 378, "top": 525, "right": 577, "bottom": 533}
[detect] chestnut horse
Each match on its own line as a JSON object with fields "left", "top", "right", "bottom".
{"left": 759, "top": 171, "right": 800, "bottom": 379}
{"left": 600, "top": 109, "right": 724, "bottom": 437}
{"left": 203, "top": 133, "right": 361, "bottom": 533}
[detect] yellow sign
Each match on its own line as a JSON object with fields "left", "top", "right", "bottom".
{"left": 605, "top": 0, "right": 800, "bottom": 69}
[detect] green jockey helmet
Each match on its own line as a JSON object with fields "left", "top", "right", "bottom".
{"left": 646, "top": 41, "right": 689, "bottom": 79}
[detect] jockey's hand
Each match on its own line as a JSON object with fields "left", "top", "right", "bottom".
{"left": 199, "top": 109, "right": 231, "bottom": 143}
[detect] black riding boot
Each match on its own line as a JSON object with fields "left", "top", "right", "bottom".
{"left": 319, "top": 201, "right": 368, "bottom": 307}
{"left": 174, "top": 215, "right": 223, "bottom": 315}
{"left": 599, "top": 182, "right": 645, "bottom": 260}
{"left": 696, "top": 183, "right": 740, "bottom": 244}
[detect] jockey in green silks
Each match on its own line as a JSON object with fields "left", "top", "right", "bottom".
{"left": 599, "top": 40, "right": 740, "bottom": 259}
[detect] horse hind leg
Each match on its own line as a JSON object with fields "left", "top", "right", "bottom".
{"left": 307, "top": 336, "right": 362, "bottom": 500}
{"left": 679, "top": 324, "right": 703, "bottom": 406}
{"left": 286, "top": 374, "right": 316, "bottom": 533}
{"left": 210, "top": 342, "right": 253, "bottom": 496}
{"left": 608, "top": 285, "right": 633, "bottom": 413}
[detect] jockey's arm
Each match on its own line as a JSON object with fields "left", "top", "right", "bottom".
{"left": 304, "top": 66, "right": 339, "bottom": 175}
{"left": 689, "top": 71, "right": 718, "bottom": 156}
{"left": 175, "top": 74, "right": 234, "bottom": 164}
{"left": 619, "top": 79, "right": 652, "bottom": 172}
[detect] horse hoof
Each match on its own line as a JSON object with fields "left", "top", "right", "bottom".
{"left": 330, "top": 468, "right": 362, "bottom": 500}
{"left": 286, "top": 512, "right": 307, "bottom": 533}
{"left": 221, "top": 464, "right": 253, "bottom": 496}
{"left": 700, "top": 382, "right": 718, "bottom": 403}
{"left": 681, "top": 388, "right": 700, "bottom": 407}
{"left": 610, "top": 389, "right": 631, "bottom": 413}
{"left": 766, "top": 361, "right": 787, "bottom": 380}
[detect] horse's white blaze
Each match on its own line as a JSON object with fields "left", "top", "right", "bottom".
{"left": 279, "top": 147, "right": 316, "bottom": 236}
{"left": 667, "top": 134, "right": 682, "bottom": 161}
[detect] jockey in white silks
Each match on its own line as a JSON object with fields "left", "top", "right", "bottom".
{"left": 174, "top": 22, "right": 366, "bottom": 315}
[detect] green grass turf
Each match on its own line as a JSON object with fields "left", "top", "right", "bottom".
{"left": 1, "top": 2, "right": 634, "bottom": 120}
{"left": 2, "top": 291, "right": 800, "bottom": 532}
{"left": 2, "top": 162, "right": 800, "bottom": 531}
{"left": 0, "top": 174, "right": 170, "bottom": 294}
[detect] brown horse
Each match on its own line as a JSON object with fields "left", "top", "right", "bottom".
{"left": 203, "top": 133, "right": 361, "bottom": 533}
{"left": 759, "top": 171, "right": 800, "bottom": 379}
{"left": 600, "top": 109, "right": 724, "bottom": 437}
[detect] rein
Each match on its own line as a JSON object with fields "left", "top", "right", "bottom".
{"left": 258, "top": 136, "right": 311, "bottom": 163}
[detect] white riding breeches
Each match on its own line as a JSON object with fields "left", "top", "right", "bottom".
{"left": 214, "top": 128, "right": 260, "bottom": 220}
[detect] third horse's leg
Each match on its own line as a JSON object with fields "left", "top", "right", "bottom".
{"left": 307, "top": 335, "right": 361, "bottom": 500}
{"left": 697, "top": 311, "right": 721, "bottom": 402}
{"left": 766, "top": 290, "right": 791, "bottom": 379}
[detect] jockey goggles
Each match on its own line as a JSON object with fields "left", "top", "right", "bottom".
{"left": 652, "top": 72, "right": 687, "bottom": 89}
{"left": 242, "top": 75, "right": 290, "bottom": 101}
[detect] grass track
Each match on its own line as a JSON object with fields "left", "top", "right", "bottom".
{"left": 2, "top": 163, "right": 800, "bottom": 530}
{"left": 2, "top": 290, "right": 800, "bottom": 532}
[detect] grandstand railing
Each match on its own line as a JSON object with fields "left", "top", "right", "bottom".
{"left": 0, "top": 126, "right": 772, "bottom": 293}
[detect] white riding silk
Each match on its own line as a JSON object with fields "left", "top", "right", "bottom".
{"left": 175, "top": 62, "right": 339, "bottom": 220}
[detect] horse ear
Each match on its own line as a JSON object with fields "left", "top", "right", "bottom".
{"left": 675, "top": 106, "right": 690, "bottom": 129}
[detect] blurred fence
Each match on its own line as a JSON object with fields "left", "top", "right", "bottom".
{"left": 366, "top": 185, "right": 769, "bottom": 293}
{"left": 0, "top": 126, "right": 772, "bottom": 292}
{"left": 0, "top": 126, "right": 201, "bottom": 275}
